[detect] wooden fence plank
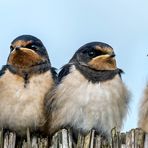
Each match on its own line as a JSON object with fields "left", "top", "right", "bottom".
{"left": 120, "top": 133, "right": 126, "bottom": 148}
{"left": 131, "top": 129, "right": 135, "bottom": 148}
{"left": 83, "top": 131, "right": 92, "bottom": 148}
{"left": 89, "top": 130, "right": 95, "bottom": 148}
{"left": 77, "top": 133, "right": 84, "bottom": 148}
{"left": 94, "top": 135, "right": 101, "bottom": 148}
{"left": 135, "top": 128, "right": 145, "bottom": 148}
{"left": 111, "top": 128, "right": 121, "bottom": 148}
{"left": 8, "top": 132, "right": 16, "bottom": 148}
{"left": 0, "top": 128, "right": 148, "bottom": 148}
{"left": 0, "top": 129, "right": 3, "bottom": 148}
{"left": 144, "top": 134, "right": 148, "bottom": 148}
{"left": 3, "top": 132, "right": 8, "bottom": 148}
{"left": 31, "top": 136, "right": 38, "bottom": 148}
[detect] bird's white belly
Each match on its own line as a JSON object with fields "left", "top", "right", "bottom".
{"left": 70, "top": 82, "right": 122, "bottom": 132}
{"left": 54, "top": 66, "right": 129, "bottom": 137}
{"left": 0, "top": 70, "right": 53, "bottom": 134}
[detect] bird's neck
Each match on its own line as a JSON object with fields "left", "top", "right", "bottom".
{"left": 74, "top": 63, "right": 123, "bottom": 83}
{"left": 6, "top": 61, "right": 51, "bottom": 78}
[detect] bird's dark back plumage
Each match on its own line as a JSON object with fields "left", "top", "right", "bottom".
{"left": 0, "top": 65, "right": 8, "bottom": 77}
{"left": 58, "top": 64, "right": 72, "bottom": 83}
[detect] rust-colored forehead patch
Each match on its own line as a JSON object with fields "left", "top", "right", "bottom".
{"left": 95, "top": 45, "right": 113, "bottom": 54}
{"left": 11, "top": 40, "right": 32, "bottom": 48}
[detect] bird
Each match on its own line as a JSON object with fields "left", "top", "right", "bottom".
{"left": 0, "top": 35, "right": 56, "bottom": 135}
{"left": 138, "top": 84, "right": 148, "bottom": 132}
{"left": 45, "top": 42, "right": 130, "bottom": 140}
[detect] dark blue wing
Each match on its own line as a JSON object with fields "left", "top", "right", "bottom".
{"left": 58, "top": 64, "right": 72, "bottom": 83}
{"left": 0, "top": 65, "right": 9, "bottom": 77}
{"left": 50, "top": 67, "right": 58, "bottom": 83}
{"left": 117, "top": 68, "right": 124, "bottom": 79}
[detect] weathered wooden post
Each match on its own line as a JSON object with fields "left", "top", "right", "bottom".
{"left": 0, "top": 128, "right": 147, "bottom": 147}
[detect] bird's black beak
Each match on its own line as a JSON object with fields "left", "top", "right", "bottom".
{"left": 109, "top": 52, "right": 116, "bottom": 57}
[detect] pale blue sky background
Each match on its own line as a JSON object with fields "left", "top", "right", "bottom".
{"left": 0, "top": 0, "right": 148, "bottom": 132}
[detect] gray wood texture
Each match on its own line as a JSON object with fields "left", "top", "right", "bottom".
{"left": 0, "top": 128, "right": 147, "bottom": 148}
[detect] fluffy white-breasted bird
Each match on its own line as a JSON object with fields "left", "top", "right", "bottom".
{"left": 46, "top": 42, "right": 130, "bottom": 139}
{"left": 138, "top": 84, "right": 148, "bottom": 132}
{"left": 0, "top": 35, "right": 56, "bottom": 135}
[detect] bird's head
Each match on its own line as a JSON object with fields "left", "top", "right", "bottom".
{"left": 70, "top": 42, "right": 117, "bottom": 70}
{"left": 7, "top": 35, "right": 50, "bottom": 69}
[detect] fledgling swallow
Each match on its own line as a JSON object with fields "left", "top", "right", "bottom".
{"left": 0, "top": 35, "right": 56, "bottom": 135}
{"left": 138, "top": 84, "right": 148, "bottom": 132}
{"left": 45, "top": 42, "right": 130, "bottom": 140}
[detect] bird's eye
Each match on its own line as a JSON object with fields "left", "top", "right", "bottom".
{"left": 88, "top": 51, "right": 96, "bottom": 57}
{"left": 10, "top": 45, "right": 14, "bottom": 51}
{"left": 31, "top": 45, "right": 38, "bottom": 50}
{"left": 26, "top": 44, "right": 38, "bottom": 50}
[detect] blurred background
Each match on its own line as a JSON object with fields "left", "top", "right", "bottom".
{"left": 0, "top": 0, "right": 148, "bottom": 132}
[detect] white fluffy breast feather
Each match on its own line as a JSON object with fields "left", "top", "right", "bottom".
{"left": 138, "top": 85, "right": 148, "bottom": 132}
{"left": 51, "top": 65, "right": 130, "bottom": 137}
{"left": 0, "top": 69, "right": 54, "bottom": 134}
